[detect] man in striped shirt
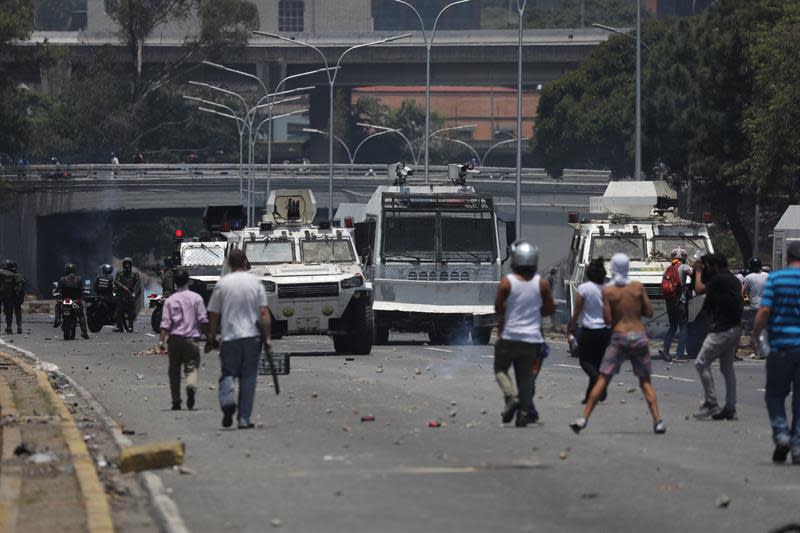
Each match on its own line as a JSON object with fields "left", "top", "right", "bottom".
{"left": 752, "top": 241, "right": 800, "bottom": 465}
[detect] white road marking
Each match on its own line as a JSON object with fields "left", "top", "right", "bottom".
{"left": 145, "top": 333, "right": 157, "bottom": 338}
{"left": 425, "top": 347, "right": 454, "bottom": 353}
{"left": 555, "top": 363, "right": 582, "bottom": 370}
{"left": 556, "top": 364, "right": 696, "bottom": 383}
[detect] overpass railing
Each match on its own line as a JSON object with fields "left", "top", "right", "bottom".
{"left": 1, "top": 163, "right": 611, "bottom": 184}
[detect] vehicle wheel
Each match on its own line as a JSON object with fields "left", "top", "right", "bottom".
{"left": 87, "top": 311, "right": 104, "bottom": 333}
{"left": 333, "top": 335, "right": 353, "bottom": 354}
{"left": 151, "top": 307, "right": 162, "bottom": 334}
{"left": 471, "top": 327, "right": 492, "bottom": 345}
{"left": 63, "top": 323, "right": 73, "bottom": 340}
{"left": 349, "top": 302, "right": 374, "bottom": 355}
{"left": 374, "top": 323, "right": 390, "bottom": 345}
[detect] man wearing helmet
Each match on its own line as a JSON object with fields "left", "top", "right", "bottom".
{"left": 0, "top": 259, "right": 25, "bottom": 334}
{"left": 114, "top": 257, "right": 141, "bottom": 332}
{"left": 493, "top": 240, "right": 556, "bottom": 427}
{"left": 659, "top": 247, "right": 693, "bottom": 362}
{"left": 743, "top": 257, "right": 769, "bottom": 356}
{"left": 93, "top": 264, "right": 115, "bottom": 302}
{"left": 54, "top": 263, "right": 89, "bottom": 339}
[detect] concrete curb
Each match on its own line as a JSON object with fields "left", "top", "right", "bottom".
{"left": 0, "top": 338, "right": 191, "bottom": 533}
{"left": 0, "top": 375, "right": 22, "bottom": 532}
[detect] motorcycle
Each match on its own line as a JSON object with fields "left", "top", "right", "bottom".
{"left": 148, "top": 293, "right": 164, "bottom": 333}
{"left": 60, "top": 297, "right": 81, "bottom": 340}
{"left": 85, "top": 295, "right": 118, "bottom": 333}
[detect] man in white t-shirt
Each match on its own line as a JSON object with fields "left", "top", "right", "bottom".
{"left": 207, "top": 249, "right": 271, "bottom": 429}
{"left": 743, "top": 257, "right": 769, "bottom": 350}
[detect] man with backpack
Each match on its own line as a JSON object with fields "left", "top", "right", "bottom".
{"left": 659, "top": 248, "right": 692, "bottom": 362}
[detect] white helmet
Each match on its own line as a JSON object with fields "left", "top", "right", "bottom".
{"left": 511, "top": 240, "right": 539, "bottom": 270}
{"left": 670, "top": 247, "right": 688, "bottom": 261}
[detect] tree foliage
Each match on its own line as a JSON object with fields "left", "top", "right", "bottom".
{"left": 533, "top": 0, "right": 798, "bottom": 261}
{"left": 0, "top": 0, "right": 33, "bottom": 156}
{"left": 481, "top": 0, "right": 644, "bottom": 29}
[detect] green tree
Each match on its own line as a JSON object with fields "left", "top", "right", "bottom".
{"left": 480, "top": 0, "right": 644, "bottom": 29}
{"left": 0, "top": 0, "right": 33, "bottom": 156}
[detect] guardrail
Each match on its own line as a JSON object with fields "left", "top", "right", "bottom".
{"left": 1, "top": 163, "right": 611, "bottom": 184}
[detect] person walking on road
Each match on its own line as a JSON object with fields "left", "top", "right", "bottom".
{"left": 567, "top": 257, "right": 611, "bottom": 404}
{"left": 114, "top": 257, "right": 141, "bottom": 332}
{"left": 743, "top": 257, "right": 769, "bottom": 356}
{"left": 207, "top": 249, "right": 271, "bottom": 429}
{"left": 493, "top": 241, "right": 556, "bottom": 427}
{"left": 570, "top": 253, "right": 666, "bottom": 435}
{"left": 692, "top": 253, "right": 743, "bottom": 421}
{"left": 159, "top": 269, "right": 208, "bottom": 411}
{"left": 659, "top": 248, "right": 692, "bottom": 362}
{"left": 751, "top": 241, "right": 800, "bottom": 464}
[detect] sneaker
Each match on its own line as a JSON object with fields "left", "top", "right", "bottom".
{"left": 693, "top": 402, "right": 721, "bottom": 420}
{"left": 186, "top": 387, "right": 195, "bottom": 410}
{"left": 711, "top": 406, "right": 737, "bottom": 420}
{"left": 658, "top": 349, "right": 672, "bottom": 363}
{"left": 772, "top": 442, "right": 790, "bottom": 464}
{"left": 570, "top": 417, "right": 587, "bottom": 434}
{"left": 171, "top": 401, "right": 181, "bottom": 411}
{"left": 221, "top": 403, "right": 236, "bottom": 428}
{"left": 654, "top": 420, "right": 666, "bottom": 434}
{"left": 238, "top": 421, "right": 255, "bottom": 429}
{"left": 501, "top": 399, "right": 519, "bottom": 424}
{"left": 515, "top": 411, "right": 529, "bottom": 428}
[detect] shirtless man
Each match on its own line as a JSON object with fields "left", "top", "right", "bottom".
{"left": 570, "top": 253, "right": 666, "bottom": 434}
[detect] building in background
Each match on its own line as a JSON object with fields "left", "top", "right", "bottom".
{"left": 372, "top": 0, "right": 480, "bottom": 31}
{"left": 352, "top": 85, "right": 538, "bottom": 142}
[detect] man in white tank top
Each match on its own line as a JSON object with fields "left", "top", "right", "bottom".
{"left": 494, "top": 241, "right": 556, "bottom": 427}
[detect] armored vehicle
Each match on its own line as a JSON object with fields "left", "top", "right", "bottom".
{"left": 226, "top": 190, "right": 373, "bottom": 354}
{"left": 345, "top": 163, "right": 510, "bottom": 345}
{"left": 552, "top": 181, "right": 713, "bottom": 337}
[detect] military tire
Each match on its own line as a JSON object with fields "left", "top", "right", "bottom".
{"left": 87, "top": 309, "right": 104, "bottom": 333}
{"left": 333, "top": 335, "right": 354, "bottom": 354}
{"left": 349, "top": 302, "right": 374, "bottom": 355}
{"left": 63, "top": 322, "right": 75, "bottom": 341}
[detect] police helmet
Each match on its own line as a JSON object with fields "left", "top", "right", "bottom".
{"left": 670, "top": 247, "right": 688, "bottom": 261}
{"left": 64, "top": 263, "right": 76, "bottom": 275}
{"left": 510, "top": 240, "right": 539, "bottom": 271}
{"left": 3, "top": 258, "right": 12, "bottom": 270}
{"left": 100, "top": 264, "right": 113, "bottom": 275}
{"left": 747, "top": 256, "right": 763, "bottom": 273}
{"left": 122, "top": 257, "right": 133, "bottom": 269}
{"left": 7, "top": 260, "right": 17, "bottom": 272}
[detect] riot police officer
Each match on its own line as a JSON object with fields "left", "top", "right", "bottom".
{"left": 114, "top": 257, "right": 141, "bottom": 332}
{"left": 93, "top": 264, "right": 115, "bottom": 301}
{"left": 0, "top": 259, "right": 14, "bottom": 333}
{"left": 161, "top": 256, "right": 176, "bottom": 299}
{"left": 54, "top": 263, "right": 89, "bottom": 339}
{"left": 4, "top": 260, "right": 26, "bottom": 334}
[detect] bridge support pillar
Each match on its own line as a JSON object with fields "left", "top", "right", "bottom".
{"left": 308, "top": 86, "right": 352, "bottom": 164}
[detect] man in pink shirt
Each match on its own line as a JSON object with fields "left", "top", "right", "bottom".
{"left": 159, "top": 269, "right": 208, "bottom": 410}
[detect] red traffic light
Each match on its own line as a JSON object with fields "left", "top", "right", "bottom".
{"left": 344, "top": 217, "right": 354, "bottom": 228}
{"left": 702, "top": 212, "right": 712, "bottom": 223}
{"left": 175, "top": 229, "right": 184, "bottom": 239}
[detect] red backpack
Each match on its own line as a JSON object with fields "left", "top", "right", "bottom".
{"left": 661, "top": 263, "right": 682, "bottom": 301}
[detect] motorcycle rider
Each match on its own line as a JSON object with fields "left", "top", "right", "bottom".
{"left": 114, "top": 257, "right": 141, "bottom": 332}
{"left": 93, "top": 264, "right": 115, "bottom": 302}
{"left": 54, "top": 263, "right": 89, "bottom": 339}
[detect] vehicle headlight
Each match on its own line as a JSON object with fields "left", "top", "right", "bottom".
{"left": 263, "top": 280, "right": 276, "bottom": 292}
{"left": 340, "top": 275, "right": 364, "bottom": 289}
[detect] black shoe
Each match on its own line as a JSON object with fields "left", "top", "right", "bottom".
{"left": 501, "top": 399, "right": 519, "bottom": 424}
{"left": 654, "top": 420, "right": 666, "bottom": 434}
{"left": 693, "top": 402, "right": 721, "bottom": 420}
{"left": 222, "top": 404, "right": 236, "bottom": 428}
{"left": 659, "top": 349, "right": 672, "bottom": 363}
{"left": 525, "top": 412, "right": 539, "bottom": 424}
{"left": 238, "top": 422, "right": 255, "bottom": 429}
{"left": 81, "top": 332, "right": 89, "bottom": 339}
{"left": 4, "top": 327, "right": 11, "bottom": 334}
{"left": 570, "top": 417, "right": 587, "bottom": 434}
{"left": 17, "top": 327, "right": 22, "bottom": 334}
{"left": 53, "top": 320, "right": 61, "bottom": 328}
{"left": 711, "top": 407, "right": 737, "bottom": 421}
{"left": 773, "top": 443, "right": 790, "bottom": 463}
{"left": 515, "top": 411, "right": 529, "bottom": 427}
{"left": 171, "top": 402, "right": 181, "bottom": 411}
{"left": 186, "top": 387, "right": 195, "bottom": 410}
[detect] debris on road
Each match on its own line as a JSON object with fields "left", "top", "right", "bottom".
{"left": 415, "top": 368, "right": 422, "bottom": 375}
{"left": 136, "top": 373, "right": 144, "bottom": 380}
{"left": 14, "top": 442, "right": 34, "bottom": 456}
{"left": 361, "top": 415, "right": 375, "bottom": 422}
{"left": 345, "top": 357, "right": 355, "bottom": 362}
{"left": 29, "top": 451, "right": 56, "bottom": 464}
{"left": 119, "top": 440, "right": 186, "bottom": 473}
{"left": 176, "top": 465, "right": 195, "bottom": 475}
{"left": 715, "top": 495, "right": 731, "bottom": 509}
{"left": 271, "top": 518, "right": 282, "bottom": 528}
{"left": 428, "top": 421, "right": 442, "bottom": 428}
{"left": 559, "top": 451, "right": 569, "bottom": 460}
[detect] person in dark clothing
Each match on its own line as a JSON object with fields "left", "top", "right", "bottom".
{"left": 54, "top": 263, "right": 89, "bottom": 339}
{"left": 93, "top": 264, "right": 115, "bottom": 302}
{"left": 1, "top": 259, "right": 24, "bottom": 334}
{"left": 693, "top": 253, "right": 743, "bottom": 420}
{"left": 114, "top": 257, "right": 140, "bottom": 333}
{"left": 568, "top": 257, "right": 611, "bottom": 404}
{"left": 161, "top": 256, "right": 177, "bottom": 299}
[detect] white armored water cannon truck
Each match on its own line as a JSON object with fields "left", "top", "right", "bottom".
{"left": 225, "top": 189, "right": 374, "bottom": 355}
{"left": 551, "top": 180, "right": 714, "bottom": 339}
{"left": 338, "top": 162, "right": 514, "bottom": 345}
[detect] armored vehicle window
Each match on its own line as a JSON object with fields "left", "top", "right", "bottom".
{"left": 652, "top": 235, "right": 709, "bottom": 260}
{"left": 245, "top": 240, "right": 295, "bottom": 264}
{"left": 383, "top": 215, "right": 437, "bottom": 262}
{"left": 590, "top": 234, "right": 646, "bottom": 261}
{"left": 300, "top": 239, "right": 355, "bottom": 263}
{"left": 440, "top": 214, "right": 496, "bottom": 262}
{"left": 181, "top": 244, "right": 224, "bottom": 266}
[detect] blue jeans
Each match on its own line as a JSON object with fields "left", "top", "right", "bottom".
{"left": 765, "top": 349, "right": 800, "bottom": 452}
{"left": 662, "top": 299, "right": 688, "bottom": 358}
{"left": 218, "top": 337, "right": 262, "bottom": 425}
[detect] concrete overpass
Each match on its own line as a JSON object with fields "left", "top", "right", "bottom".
{"left": 0, "top": 164, "right": 610, "bottom": 294}
{"left": 19, "top": 29, "right": 609, "bottom": 90}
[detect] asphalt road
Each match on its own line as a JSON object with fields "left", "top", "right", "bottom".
{"left": 4, "top": 313, "right": 799, "bottom": 533}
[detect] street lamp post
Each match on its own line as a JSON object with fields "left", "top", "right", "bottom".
{"left": 482, "top": 137, "right": 528, "bottom": 166}
{"left": 514, "top": 0, "right": 527, "bottom": 237}
{"left": 254, "top": 31, "right": 411, "bottom": 221}
{"left": 394, "top": 0, "right": 471, "bottom": 184}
